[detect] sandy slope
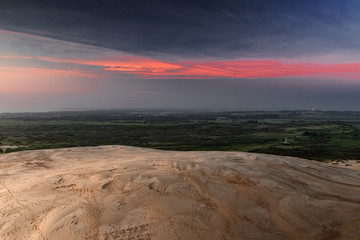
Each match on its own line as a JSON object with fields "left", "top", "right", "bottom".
{"left": 0, "top": 146, "right": 360, "bottom": 240}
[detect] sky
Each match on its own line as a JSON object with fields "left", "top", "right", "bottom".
{"left": 1, "top": 0, "right": 360, "bottom": 111}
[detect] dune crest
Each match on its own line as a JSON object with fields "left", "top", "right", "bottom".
{"left": 1, "top": 146, "right": 360, "bottom": 240}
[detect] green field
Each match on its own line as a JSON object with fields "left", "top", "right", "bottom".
{"left": 1, "top": 110, "right": 360, "bottom": 161}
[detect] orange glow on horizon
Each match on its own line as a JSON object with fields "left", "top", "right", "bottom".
{"left": 0, "top": 67, "right": 99, "bottom": 93}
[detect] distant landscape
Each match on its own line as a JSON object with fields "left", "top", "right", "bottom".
{"left": 1, "top": 110, "right": 360, "bottom": 161}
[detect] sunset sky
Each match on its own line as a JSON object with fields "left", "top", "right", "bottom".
{"left": 1, "top": 0, "right": 360, "bottom": 111}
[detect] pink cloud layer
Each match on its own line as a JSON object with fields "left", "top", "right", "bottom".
{"left": 2, "top": 54, "right": 360, "bottom": 93}
{"left": 10, "top": 55, "right": 360, "bottom": 80}
{"left": 102, "top": 59, "right": 360, "bottom": 79}
{"left": 2, "top": 29, "right": 360, "bottom": 81}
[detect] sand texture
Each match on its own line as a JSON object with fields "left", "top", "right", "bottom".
{"left": 1, "top": 146, "right": 360, "bottom": 240}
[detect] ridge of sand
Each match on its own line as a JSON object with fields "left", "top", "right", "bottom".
{"left": 0, "top": 146, "right": 360, "bottom": 240}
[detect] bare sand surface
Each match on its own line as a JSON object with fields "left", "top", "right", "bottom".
{"left": 1, "top": 146, "right": 360, "bottom": 240}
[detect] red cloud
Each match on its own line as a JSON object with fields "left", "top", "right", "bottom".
{"left": 35, "top": 56, "right": 360, "bottom": 80}
{"left": 3, "top": 54, "right": 360, "bottom": 80}
{"left": 2, "top": 29, "right": 360, "bottom": 80}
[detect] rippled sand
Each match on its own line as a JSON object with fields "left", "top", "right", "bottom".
{"left": 1, "top": 146, "right": 359, "bottom": 240}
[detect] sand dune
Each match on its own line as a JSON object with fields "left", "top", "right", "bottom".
{"left": 0, "top": 146, "right": 360, "bottom": 240}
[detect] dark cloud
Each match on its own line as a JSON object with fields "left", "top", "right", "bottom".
{"left": 1, "top": 0, "right": 360, "bottom": 59}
